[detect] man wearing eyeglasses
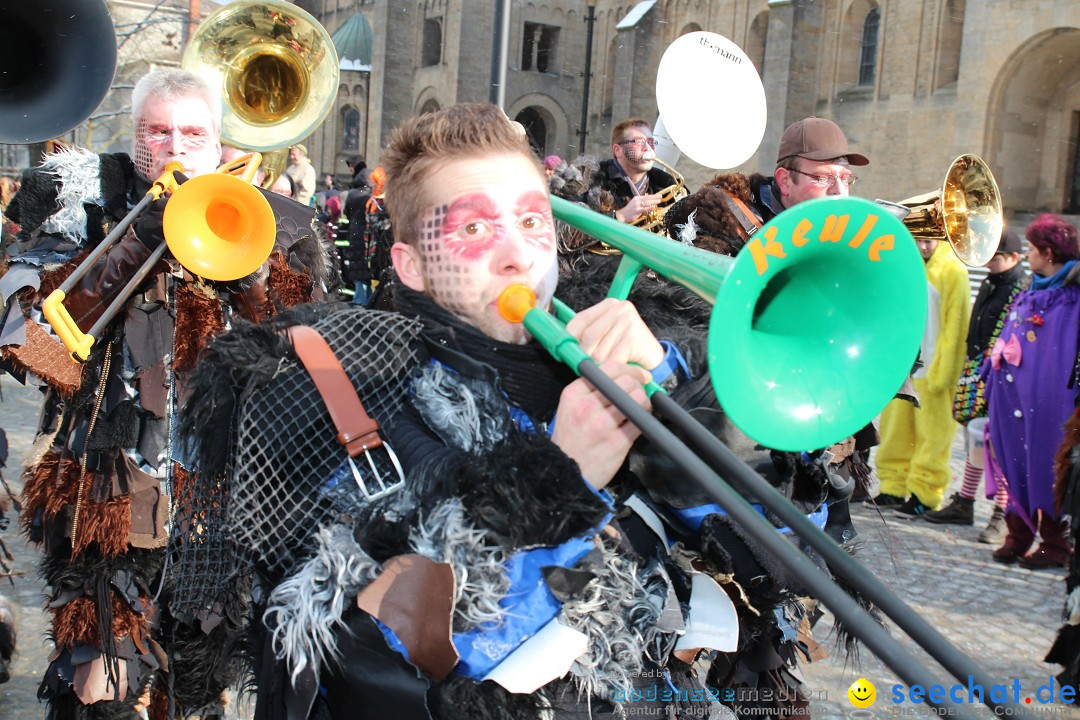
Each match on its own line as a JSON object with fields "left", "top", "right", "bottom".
{"left": 599, "top": 118, "right": 676, "bottom": 223}
{"left": 747, "top": 117, "right": 878, "bottom": 542}
{"left": 749, "top": 116, "right": 869, "bottom": 221}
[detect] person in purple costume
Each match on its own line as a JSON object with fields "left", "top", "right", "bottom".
{"left": 985, "top": 214, "right": 1080, "bottom": 569}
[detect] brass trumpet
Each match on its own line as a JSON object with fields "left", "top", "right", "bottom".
{"left": 630, "top": 156, "right": 688, "bottom": 233}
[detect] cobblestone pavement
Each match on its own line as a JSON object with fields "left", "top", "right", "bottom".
{"left": 800, "top": 436, "right": 1080, "bottom": 720}
{"left": 1, "top": 380, "right": 1078, "bottom": 719}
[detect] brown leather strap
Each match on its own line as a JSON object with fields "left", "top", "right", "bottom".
{"left": 287, "top": 325, "right": 382, "bottom": 456}
{"left": 719, "top": 191, "right": 763, "bottom": 239}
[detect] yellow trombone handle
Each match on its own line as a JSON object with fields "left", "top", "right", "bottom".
{"left": 42, "top": 289, "right": 95, "bottom": 361}
{"left": 41, "top": 162, "right": 185, "bottom": 361}
{"left": 217, "top": 152, "right": 264, "bottom": 183}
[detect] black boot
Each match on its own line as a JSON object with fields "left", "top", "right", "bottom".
{"left": 924, "top": 493, "right": 975, "bottom": 525}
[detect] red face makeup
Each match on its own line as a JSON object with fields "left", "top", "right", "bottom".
{"left": 133, "top": 94, "right": 221, "bottom": 181}
{"left": 404, "top": 153, "right": 559, "bottom": 343}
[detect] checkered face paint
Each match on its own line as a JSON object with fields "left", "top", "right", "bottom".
{"left": 412, "top": 153, "right": 558, "bottom": 343}
{"left": 133, "top": 94, "right": 221, "bottom": 181}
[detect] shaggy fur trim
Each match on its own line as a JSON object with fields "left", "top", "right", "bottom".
{"left": 174, "top": 282, "right": 225, "bottom": 374}
{"left": 267, "top": 251, "right": 314, "bottom": 313}
{"left": 433, "top": 675, "right": 546, "bottom": 720}
{"left": 38, "top": 148, "right": 103, "bottom": 243}
{"left": 179, "top": 304, "right": 332, "bottom": 477}
{"left": 663, "top": 180, "right": 751, "bottom": 257}
{"left": 456, "top": 430, "right": 610, "bottom": 552}
{"left": 0, "top": 600, "right": 15, "bottom": 662}
{"left": 36, "top": 249, "right": 92, "bottom": 300}
{"left": 22, "top": 452, "right": 68, "bottom": 533}
{"left": 823, "top": 541, "right": 884, "bottom": 661}
{"left": 20, "top": 451, "right": 130, "bottom": 557}
{"left": 51, "top": 594, "right": 148, "bottom": 651}
{"left": 1055, "top": 407, "right": 1080, "bottom": 516}
{"left": 163, "top": 589, "right": 252, "bottom": 717}
{"left": 408, "top": 498, "right": 510, "bottom": 633}
{"left": 264, "top": 524, "right": 381, "bottom": 685}
{"left": 560, "top": 536, "right": 668, "bottom": 701}
{"left": 412, "top": 363, "right": 510, "bottom": 453}
{"left": 72, "top": 495, "right": 131, "bottom": 558}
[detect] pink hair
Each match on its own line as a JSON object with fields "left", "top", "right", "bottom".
{"left": 1026, "top": 213, "right": 1080, "bottom": 264}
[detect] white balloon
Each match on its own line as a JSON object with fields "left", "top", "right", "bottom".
{"left": 655, "top": 32, "right": 768, "bottom": 170}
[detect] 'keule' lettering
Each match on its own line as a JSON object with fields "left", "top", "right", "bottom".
{"left": 748, "top": 212, "right": 894, "bottom": 275}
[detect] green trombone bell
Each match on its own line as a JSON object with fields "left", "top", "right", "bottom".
{"left": 547, "top": 194, "right": 928, "bottom": 451}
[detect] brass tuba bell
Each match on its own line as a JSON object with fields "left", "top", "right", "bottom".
{"left": 182, "top": 0, "right": 340, "bottom": 182}
{"left": 899, "top": 154, "right": 1003, "bottom": 267}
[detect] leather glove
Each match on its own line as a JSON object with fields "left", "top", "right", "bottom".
{"left": 133, "top": 197, "right": 168, "bottom": 251}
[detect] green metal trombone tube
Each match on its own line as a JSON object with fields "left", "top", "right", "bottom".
{"left": 549, "top": 195, "right": 734, "bottom": 302}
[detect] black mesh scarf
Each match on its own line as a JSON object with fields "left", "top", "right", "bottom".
{"left": 393, "top": 287, "right": 577, "bottom": 424}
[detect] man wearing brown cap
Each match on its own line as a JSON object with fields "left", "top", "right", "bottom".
{"left": 748, "top": 116, "right": 876, "bottom": 541}
{"left": 749, "top": 116, "right": 869, "bottom": 221}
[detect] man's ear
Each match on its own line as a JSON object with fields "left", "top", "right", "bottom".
{"left": 774, "top": 167, "right": 792, "bottom": 198}
{"left": 391, "top": 242, "right": 426, "bottom": 292}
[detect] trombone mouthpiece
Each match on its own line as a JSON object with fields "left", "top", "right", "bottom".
{"left": 497, "top": 284, "right": 536, "bottom": 323}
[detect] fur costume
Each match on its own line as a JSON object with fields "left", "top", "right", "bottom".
{"left": 178, "top": 293, "right": 729, "bottom": 719}
{"left": 2, "top": 147, "right": 333, "bottom": 719}
{"left": 877, "top": 241, "right": 970, "bottom": 507}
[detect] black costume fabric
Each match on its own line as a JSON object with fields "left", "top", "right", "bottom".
{"left": 180, "top": 292, "right": 744, "bottom": 719}
{"left": 1, "top": 148, "right": 332, "bottom": 719}
{"left": 1047, "top": 408, "right": 1080, "bottom": 687}
{"left": 597, "top": 158, "right": 676, "bottom": 211}
{"left": 966, "top": 263, "right": 1028, "bottom": 360}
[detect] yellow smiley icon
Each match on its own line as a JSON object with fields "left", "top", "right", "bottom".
{"left": 848, "top": 678, "right": 876, "bottom": 708}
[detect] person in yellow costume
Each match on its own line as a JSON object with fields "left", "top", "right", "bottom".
{"left": 874, "top": 230, "right": 971, "bottom": 516}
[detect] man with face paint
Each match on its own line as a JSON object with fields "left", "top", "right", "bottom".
{"left": 1, "top": 69, "right": 332, "bottom": 717}
{"left": 233, "top": 104, "right": 725, "bottom": 719}
{"left": 597, "top": 117, "right": 676, "bottom": 224}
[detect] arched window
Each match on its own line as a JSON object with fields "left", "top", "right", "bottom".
{"left": 858, "top": 8, "right": 880, "bottom": 87}
{"left": 746, "top": 11, "right": 769, "bottom": 77}
{"left": 420, "top": 98, "right": 440, "bottom": 115}
{"left": 422, "top": 17, "right": 442, "bottom": 66}
{"left": 342, "top": 106, "right": 360, "bottom": 151}
{"left": 515, "top": 107, "right": 547, "bottom": 156}
{"left": 935, "top": 0, "right": 964, "bottom": 89}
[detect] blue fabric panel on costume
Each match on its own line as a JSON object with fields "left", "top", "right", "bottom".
{"left": 452, "top": 535, "right": 597, "bottom": 680}
{"left": 670, "top": 501, "right": 828, "bottom": 534}
{"left": 651, "top": 340, "right": 690, "bottom": 384}
{"left": 373, "top": 617, "right": 411, "bottom": 663}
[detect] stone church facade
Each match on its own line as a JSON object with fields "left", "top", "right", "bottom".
{"left": 299, "top": 0, "right": 1080, "bottom": 217}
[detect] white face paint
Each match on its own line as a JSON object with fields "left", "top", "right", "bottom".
{"left": 133, "top": 94, "right": 221, "bottom": 181}
{"left": 404, "top": 153, "right": 558, "bottom": 344}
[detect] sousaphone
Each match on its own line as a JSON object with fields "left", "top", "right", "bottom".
{"left": 634, "top": 32, "right": 768, "bottom": 233}
{"left": 0, "top": 0, "right": 116, "bottom": 144}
